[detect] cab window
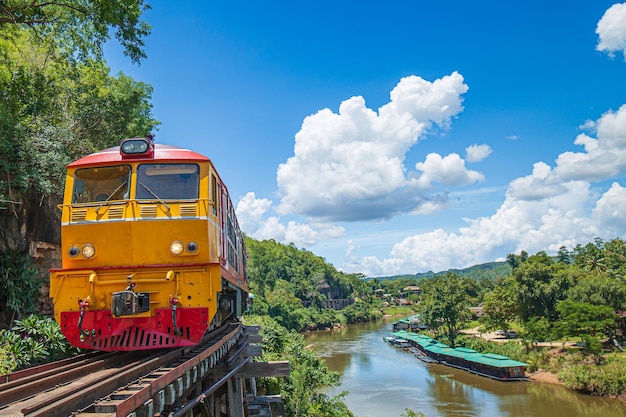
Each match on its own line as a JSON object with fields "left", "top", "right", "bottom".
{"left": 136, "top": 164, "right": 199, "bottom": 200}
{"left": 72, "top": 165, "right": 131, "bottom": 203}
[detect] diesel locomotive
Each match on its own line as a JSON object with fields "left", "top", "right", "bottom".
{"left": 50, "top": 135, "right": 248, "bottom": 351}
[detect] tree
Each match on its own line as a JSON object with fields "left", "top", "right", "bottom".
{"left": 0, "top": 0, "right": 151, "bottom": 63}
{"left": 512, "top": 251, "right": 569, "bottom": 322}
{"left": 506, "top": 250, "right": 528, "bottom": 269}
{"left": 555, "top": 299, "right": 617, "bottom": 341}
{"left": 417, "top": 273, "right": 471, "bottom": 347}
{"left": 0, "top": 35, "right": 158, "bottom": 253}
{"left": 567, "top": 273, "right": 626, "bottom": 312}
{"left": 243, "top": 315, "right": 354, "bottom": 417}
{"left": 480, "top": 280, "right": 518, "bottom": 335}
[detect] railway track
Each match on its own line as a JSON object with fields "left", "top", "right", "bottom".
{"left": 0, "top": 323, "right": 246, "bottom": 417}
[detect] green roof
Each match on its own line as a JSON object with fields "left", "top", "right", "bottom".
{"left": 391, "top": 324, "right": 528, "bottom": 368}
{"left": 424, "top": 345, "right": 453, "bottom": 355}
{"left": 444, "top": 348, "right": 481, "bottom": 360}
{"left": 470, "top": 354, "right": 528, "bottom": 368}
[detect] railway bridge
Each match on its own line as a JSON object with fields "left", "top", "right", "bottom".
{"left": 0, "top": 323, "right": 289, "bottom": 417}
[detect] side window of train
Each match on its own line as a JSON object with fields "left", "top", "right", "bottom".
{"left": 72, "top": 165, "right": 131, "bottom": 203}
{"left": 211, "top": 174, "right": 218, "bottom": 215}
{"left": 137, "top": 164, "right": 200, "bottom": 200}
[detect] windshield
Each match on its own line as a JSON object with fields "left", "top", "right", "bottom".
{"left": 136, "top": 164, "right": 199, "bottom": 200}
{"left": 72, "top": 165, "right": 131, "bottom": 203}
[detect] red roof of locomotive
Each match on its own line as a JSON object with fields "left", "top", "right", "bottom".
{"left": 67, "top": 143, "right": 210, "bottom": 168}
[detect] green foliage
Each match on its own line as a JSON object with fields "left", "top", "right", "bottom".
{"left": 0, "top": 39, "right": 159, "bottom": 198}
{"left": 512, "top": 251, "right": 570, "bottom": 322}
{"left": 0, "top": 10, "right": 158, "bottom": 232}
{"left": 245, "top": 237, "right": 378, "bottom": 332}
{"left": 559, "top": 359, "right": 626, "bottom": 397}
{"left": 417, "top": 273, "right": 471, "bottom": 347}
{"left": 0, "top": 0, "right": 152, "bottom": 64}
{"left": 0, "top": 314, "right": 77, "bottom": 373}
{"left": 0, "top": 250, "right": 41, "bottom": 322}
{"left": 0, "top": 343, "right": 16, "bottom": 375}
{"left": 242, "top": 315, "right": 353, "bottom": 417}
{"left": 480, "top": 278, "right": 518, "bottom": 333}
{"left": 554, "top": 299, "right": 616, "bottom": 341}
{"left": 523, "top": 316, "right": 553, "bottom": 345}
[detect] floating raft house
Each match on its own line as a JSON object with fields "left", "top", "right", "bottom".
{"left": 393, "top": 330, "right": 528, "bottom": 381}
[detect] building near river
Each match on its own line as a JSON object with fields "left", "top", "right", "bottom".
{"left": 392, "top": 330, "right": 528, "bottom": 381}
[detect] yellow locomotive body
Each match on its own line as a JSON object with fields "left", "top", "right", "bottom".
{"left": 50, "top": 137, "right": 248, "bottom": 351}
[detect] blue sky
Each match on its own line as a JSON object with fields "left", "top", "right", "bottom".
{"left": 105, "top": 1, "right": 626, "bottom": 276}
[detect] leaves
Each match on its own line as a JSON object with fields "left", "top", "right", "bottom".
{"left": 0, "top": 0, "right": 152, "bottom": 64}
{"left": 0, "top": 314, "right": 76, "bottom": 372}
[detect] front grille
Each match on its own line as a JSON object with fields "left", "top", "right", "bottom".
{"left": 140, "top": 205, "right": 158, "bottom": 217}
{"left": 179, "top": 204, "right": 197, "bottom": 216}
{"left": 108, "top": 207, "right": 124, "bottom": 219}
{"left": 90, "top": 326, "right": 189, "bottom": 350}
{"left": 71, "top": 209, "right": 87, "bottom": 222}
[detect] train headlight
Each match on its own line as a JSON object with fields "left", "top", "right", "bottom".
{"left": 120, "top": 138, "right": 150, "bottom": 154}
{"left": 187, "top": 241, "right": 198, "bottom": 253}
{"left": 69, "top": 246, "right": 80, "bottom": 257}
{"left": 170, "top": 240, "right": 184, "bottom": 255}
{"left": 82, "top": 244, "right": 96, "bottom": 258}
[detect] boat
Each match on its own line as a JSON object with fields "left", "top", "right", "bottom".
{"left": 384, "top": 335, "right": 411, "bottom": 348}
{"left": 392, "top": 329, "right": 529, "bottom": 381}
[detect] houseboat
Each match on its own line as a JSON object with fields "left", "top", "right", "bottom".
{"left": 392, "top": 330, "right": 528, "bottom": 381}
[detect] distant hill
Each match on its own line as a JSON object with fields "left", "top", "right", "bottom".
{"left": 368, "top": 261, "right": 511, "bottom": 281}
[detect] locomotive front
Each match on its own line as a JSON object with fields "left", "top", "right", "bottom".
{"left": 50, "top": 136, "right": 248, "bottom": 351}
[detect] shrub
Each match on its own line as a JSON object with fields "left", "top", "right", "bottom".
{"left": 559, "top": 359, "right": 626, "bottom": 397}
{"left": 0, "top": 314, "right": 78, "bottom": 372}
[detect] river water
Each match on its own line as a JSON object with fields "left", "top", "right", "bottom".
{"left": 305, "top": 319, "right": 626, "bottom": 417}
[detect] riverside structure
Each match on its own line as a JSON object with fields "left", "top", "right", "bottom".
{"left": 391, "top": 329, "right": 528, "bottom": 381}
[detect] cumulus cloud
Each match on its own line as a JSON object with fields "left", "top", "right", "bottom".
{"left": 414, "top": 153, "right": 485, "bottom": 188}
{"left": 343, "top": 104, "right": 626, "bottom": 276}
{"left": 465, "top": 144, "right": 492, "bottom": 162}
{"left": 504, "top": 105, "right": 626, "bottom": 201}
{"left": 235, "top": 192, "right": 345, "bottom": 246}
{"left": 276, "top": 72, "right": 476, "bottom": 222}
{"left": 596, "top": 2, "right": 626, "bottom": 60}
{"left": 345, "top": 181, "right": 601, "bottom": 276}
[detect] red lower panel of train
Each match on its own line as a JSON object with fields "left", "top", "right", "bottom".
{"left": 60, "top": 307, "right": 209, "bottom": 351}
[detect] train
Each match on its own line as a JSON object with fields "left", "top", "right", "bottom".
{"left": 49, "top": 135, "right": 249, "bottom": 351}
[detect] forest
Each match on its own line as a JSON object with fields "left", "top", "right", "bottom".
{"left": 1, "top": 2, "right": 626, "bottom": 414}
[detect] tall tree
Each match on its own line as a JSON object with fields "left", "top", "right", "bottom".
{"left": 512, "top": 251, "right": 569, "bottom": 322}
{"left": 0, "top": 0, "right": 151, "bottom": 63}
{"left": 417, "top": 273, "right": 471, "bottom": 347}
{"left": 480, "top": 279, "right": 518, "bottom": 336}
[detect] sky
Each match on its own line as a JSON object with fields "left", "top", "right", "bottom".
{"left": 105, "top": 1, "right": 626, "bottom": 277}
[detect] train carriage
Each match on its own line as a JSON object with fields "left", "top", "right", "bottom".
{"left": 50, "top": 136, "right": 248, "bottom": 351}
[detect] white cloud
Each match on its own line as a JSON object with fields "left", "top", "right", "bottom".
{"left": 508, "top": 162, "right": 567, "bottom": 201}
{"left": 345, "top": 182, "right": 601, "bottom": 276}
{"left": 596, "top": 2, "right": 626, "bottom": 60}
{"left": 554, "top": 104, "right": 626, "bottom": 181}
{"left": 276, "top": 72, "right": 472, "bottom": 222}
{"left": 236, "top": 192, "right": 272, "bottom": 233}
{"left": 235, "top": 192, "right": 345, "bottom": 247}
{"left": 342, "top": 104, "right": 626, "bottom": 276}
{"left": 465, "top": 144, "right": 492, "bottom": 162}
{"left": 414, "top": 153, "right": 485, "bottom": 188}
{"left": 592, "top": 182, "right": 626, "bottom": 235}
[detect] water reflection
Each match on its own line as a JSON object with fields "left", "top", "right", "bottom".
{"left": 306, "top": 319, "right": 626, "bottom": 417}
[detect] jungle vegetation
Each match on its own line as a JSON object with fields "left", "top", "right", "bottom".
{"left": 1, "top": 0, "right": 626, "bottom": 406}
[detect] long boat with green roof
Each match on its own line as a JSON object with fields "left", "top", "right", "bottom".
{"left": 391, "top": 329, "right": 528, "bottom": 381}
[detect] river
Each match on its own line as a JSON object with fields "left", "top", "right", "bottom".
{"left": 305, "top": 319, "right": 626, "bottom": 417}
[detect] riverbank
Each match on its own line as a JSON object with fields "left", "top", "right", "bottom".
{"left": 309, "top": 320, "right": 626, "bottom": 417}
{"left": 527, "top": 370, "right": 562, "bottom": 385}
